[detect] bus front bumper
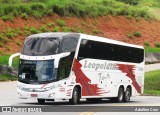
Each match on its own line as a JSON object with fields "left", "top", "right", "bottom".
{"left": 17, "top": 88, "right": 57, "bottom": 99}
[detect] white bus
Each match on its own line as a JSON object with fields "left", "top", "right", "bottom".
{"left": 17, "top": 32, "right": 144, "bottom": 104}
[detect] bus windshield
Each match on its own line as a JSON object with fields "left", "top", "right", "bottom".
{"left": 18, "top": 59, "right": 57, "bottom": 84}
{"left": 22, "top": 37, "right": 60, "bottom": 56}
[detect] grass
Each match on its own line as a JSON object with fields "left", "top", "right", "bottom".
{"left": 0, "top": 73, "right": 17, "bottom": 81}
{"left": 145, "top": 47, "right": 160, "bottom": 53}
{"left": 0, "top": 0, "right": 151, "bottom": 19}
{"left": 144, "top": 70, "right": 160, "bottom": 95}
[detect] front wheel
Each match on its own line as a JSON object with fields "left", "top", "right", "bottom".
{"left": 37, "top": 99, "right": 45, "bottom": 104}
{"left": 69, "top": 87, "right": 80, "bottom": 105}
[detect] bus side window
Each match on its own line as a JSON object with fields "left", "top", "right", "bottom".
{"left": 58, "top": 52, "right": 74, "bottom": 80}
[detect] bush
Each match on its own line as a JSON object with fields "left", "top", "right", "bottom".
{"left": 15, "top": 28, "right": 22, "bottom": 35}
{"left": 21, "top": 13, "right": 28, "bottom": 19}
{"left": 39, "top": 26, "right": 47, "bottom": 32}
{"left": 92, "top": 29, "right": 101, "bottom": 35}
{"left": 6, "top": 32, "right": 15, "bottom": 39}
{"left": 33, "top": 11, "right": 43, "bottom": 19}
{"left": 57, "top": 19, "right": 65, "bottom": 27}
{"left": 53, "top": 26, "right": 60, "bottom": 32}
{"left": 2, "top": 15, "right": 13, "bottom": 21}
{"left": 155, "top": 43, "right": 160, "bottom": 48}
{"left": 30, "top": 27, "right": 38, "bottom": 34}
{"left": 62, "top": 27, "right": 71, "bottom": 32}
{"left": 144, "top": 42, "right": 150, "bottom": 47}
{"left": 76, "top": 26, "right": 84, "bottom": 33}
{"left": 127, "top": 33, "right": 133, "bottom": 38}
{"left": 133, "top": 31, "right": 142, "bottom": 37}
{"left": 47, "top": 22, "right": 54, "bottom": 27}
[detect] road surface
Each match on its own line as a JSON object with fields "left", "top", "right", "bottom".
{"left": 145, "top": 63, "right": 160, "bottom": 72}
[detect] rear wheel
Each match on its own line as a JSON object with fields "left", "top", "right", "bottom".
{"left": 124, "top": 88, "right": 131, "bottom": 102}
{"left": 117, "top": 87, "right": 124, "bottom": 103}
{"left": 69, "top": 87, "right": 80, "bottom": 105}
{"left": 37, "top": 99, "right": 45, "bottom": 104}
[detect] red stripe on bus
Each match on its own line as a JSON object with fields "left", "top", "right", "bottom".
{"left": 118, "top": 64, "right": 141, "bottom": 94}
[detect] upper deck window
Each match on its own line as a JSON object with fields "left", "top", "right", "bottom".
{"left": 22, "top": 37, "right": 60, "bottom": 56}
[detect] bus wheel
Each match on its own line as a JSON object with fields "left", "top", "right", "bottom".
{"left": 69, "top": 87, "right": 80, "bottom": 105}
{"left": 117, "top": 87, "right": 124, "bottom": 103}
{"left": 37, "top": 99, "right": 45, "bottom": 104}
{"left": 124, "top": 88, "right": 131, "bottom": 102}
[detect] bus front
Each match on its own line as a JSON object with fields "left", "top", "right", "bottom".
{"left": 17, "top": 33, "right": 79, "bottom": 104}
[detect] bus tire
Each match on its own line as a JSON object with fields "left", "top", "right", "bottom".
{"left": 124, "top": 87, "right": 131, "bottom": 102}
{"left": 37, "top": 99, "right": 45, "bottom": 104}
{"left": 116, "top": 87, "right": 124, "bottom": 103}
{"left": 69, "top": 87, "right": 80, "bottom": 105}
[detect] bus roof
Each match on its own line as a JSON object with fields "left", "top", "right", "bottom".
{"left": 25, "top": 32, "right": 143, "bottom": 49}
{"left": 80, "top": 33, "right": 144, "bottom": 49}
{"left": 24, "top": 32, "right": 80, "bottom": 43}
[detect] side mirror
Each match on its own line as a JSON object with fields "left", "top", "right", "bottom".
{"left": 8, "top": 53, "right": 20, "bottom": 67}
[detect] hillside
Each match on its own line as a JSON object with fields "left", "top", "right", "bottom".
{"left": 0, "top": 0, "right": 160, "bottom": 55}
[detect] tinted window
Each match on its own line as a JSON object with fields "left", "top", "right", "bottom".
{"left": 22, "top": 37, "right": 59, "bottom": 56}
{"left": 61, "top": 37, "right": 78, "bottom": 52}
{"left": 57, "top": 52, "right": 75, "bottom": 80}
{"left": 78, "top": 39, "right": 144, "bottom": 63}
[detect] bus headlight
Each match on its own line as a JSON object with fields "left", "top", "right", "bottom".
{"left": 17, "top": 85, "right": 23, "bottom": 90}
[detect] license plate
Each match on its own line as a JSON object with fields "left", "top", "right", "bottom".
{"left": 31, "top": 94, "right": 38, "bottom": 97}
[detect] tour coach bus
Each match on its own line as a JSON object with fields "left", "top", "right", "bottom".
{"left": 17, "top": 32, "right": 144, "bottom": 104}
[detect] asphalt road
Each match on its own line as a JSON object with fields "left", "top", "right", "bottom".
{"left": 145, "top": 63, "right": 160, "bottom": 72}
